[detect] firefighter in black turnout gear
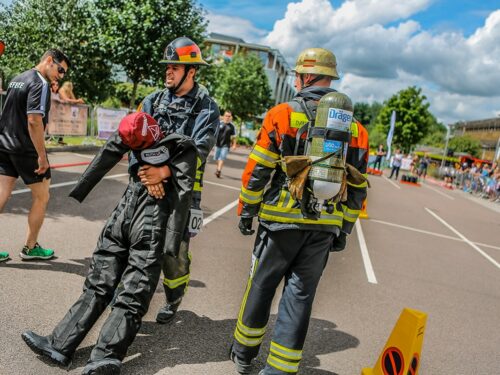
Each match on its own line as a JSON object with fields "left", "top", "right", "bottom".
{"left": 230, "top": 48, "right": 369, "bottom": 374}
{"left": 22, "top": 112, "right": 199, "bottom": 375}
{"left": 134, "top": 37, "right": 220, "bottom": 324}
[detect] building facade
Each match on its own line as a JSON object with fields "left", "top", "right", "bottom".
{"left": 451, "top": 117, "right": 500, "bottom": 161}
{"left": 203, "top": 33, "right": 295, "bottom": 106}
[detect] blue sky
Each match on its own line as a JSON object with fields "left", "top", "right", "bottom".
{"left": 200, "top": 0, "right": 499, "bottom": 36}
{"left": 202, "top": 0, "right": 500, "bottom": 123}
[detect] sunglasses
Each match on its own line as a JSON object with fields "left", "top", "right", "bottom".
{"left": 53, "top": 60, "right": 67, "bottom": 76}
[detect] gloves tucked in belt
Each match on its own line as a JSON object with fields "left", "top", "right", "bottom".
{"left": 238, "top": 217, "right": 255, "bottom": 236}
{"left": 330, "top": 231, "right": 347, "bottom": 252}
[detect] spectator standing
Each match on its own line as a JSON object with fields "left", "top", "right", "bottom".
{"left": 58, "top": 81, "right": 84, "bottom": 104}
{"left": 214, "top": 110, "right": 237, "bottom": 178}
{"left": 373, "top": 144, "right": 385, "bottom": 171}
{"left": 418, "top": 154, "right": 430, "bottom": 178}
{"left": 0, "top": 49, "right": 70, "bottom": 262}
{"left": 388, "top": 148, "right": 403, "bottom": 180}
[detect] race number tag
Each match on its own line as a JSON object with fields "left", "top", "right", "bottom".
{"left": 188, "top": 209, "right": 203, "bottom": 234}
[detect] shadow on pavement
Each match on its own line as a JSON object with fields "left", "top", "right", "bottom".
{"left": 69, "top": 310, "right": 354, "bottom": 374}
{"left": 2, "top": 258, "right": 206, "bottom": 291}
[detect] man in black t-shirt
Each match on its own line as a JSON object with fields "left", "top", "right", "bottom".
{"left": 214, "top": 110, "right": 236, "bottom": 178}
{"left": 0, "top": 49, "right": 70, "bottom": 261}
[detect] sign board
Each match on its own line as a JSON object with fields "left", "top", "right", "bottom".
{"left": 96, "top": 107, "right": 129, "bottom": 139}
{"left": 46, "top": 101, "right": 88, "bottom": 136}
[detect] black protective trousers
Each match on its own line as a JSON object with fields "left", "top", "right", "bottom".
{"left": 49, "top": 181, "right": 167, "bottom": 363}
{"left": 232, "top": 226, "right": 333, "bottom": 374}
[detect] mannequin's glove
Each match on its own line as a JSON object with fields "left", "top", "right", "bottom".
{"left": 330, "top": 231, "right": 347, "bottom": 252}
{"left": 238, "top": 217, "right": 255, "bottom": 236}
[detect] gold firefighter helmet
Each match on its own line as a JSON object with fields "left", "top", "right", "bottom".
{"left": 294, "top": 48, "right": 339, "bottom": 80}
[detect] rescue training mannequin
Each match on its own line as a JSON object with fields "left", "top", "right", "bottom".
{"left": 21, "top": 112, "right": 198, "bottom": 375}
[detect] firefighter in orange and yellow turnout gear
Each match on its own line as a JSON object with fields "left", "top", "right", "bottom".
{"left": 229, "top": 47, "right": 369, "bottom": 375}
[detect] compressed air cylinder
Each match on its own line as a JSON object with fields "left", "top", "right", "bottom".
{"left": 307, "top": 92, "right": 353, "bottom": 201}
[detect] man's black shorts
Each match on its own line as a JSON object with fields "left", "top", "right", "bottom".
{"left": 0, "top": 151, "right": 51, "bottom": 185}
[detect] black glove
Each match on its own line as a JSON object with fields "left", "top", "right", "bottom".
{"left": 238, "top": 217, "right": 255, "bottom": 236}
{"left": 330, "top": 231, "right": 347, "bottom": 252}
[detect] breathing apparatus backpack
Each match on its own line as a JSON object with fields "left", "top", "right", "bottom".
{"left": 283, "top": 91, "right": 367, "bottom": 220}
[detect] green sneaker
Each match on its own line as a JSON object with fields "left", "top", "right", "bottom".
{"left": 0, "top": 252, "right": 10, "bottom": 262}
{"left": 20, "top": 243, "right": 54, "bottom": 260}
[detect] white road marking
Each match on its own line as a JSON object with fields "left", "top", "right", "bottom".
{"left": 204, "top": 199, "right": 239, "bottom": 226}
{"left": 11, "top": 173, "right": 129, "bottom": 195}
{"left": 422, "top": 183, "right": 455, "bottom": 200}
{"left": 425, "top": 207, "right": 500, "bottom": 269}
{"left": 204, "top": 180, "right": 241, "bottom": 191}
{"left": 370, "top": 219, "right": 500, "bottom": 251}
{"left": 382, "top": 175, "right": 401, "bottom": 189}
{"left": 355, "top": 220, "right": 378, "bottom": 284}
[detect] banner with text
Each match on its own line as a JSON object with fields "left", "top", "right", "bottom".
{"left": 46, "top": 101, "right": 88, "bottom": 136}
{"left": 96, "top": 107, "right": 129, "bottom": 140}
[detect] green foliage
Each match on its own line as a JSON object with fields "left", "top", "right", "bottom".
{"left": 236, "top": 136, "right": 253, "bottom": 146}
{"left": 0, "top": 0, "right": 113, "bottom": 103}
{"left": 354, "top": 101, "right": 381, "bottom": 133}
{"left": 94, "top": 0, "right": 207, "bottom": 108}
{"left": 421, "top": 119, "right": 446, "bottom": 147}
{"left": 214, "top": 53, "right": 273, "bottom": 128}
{"left": 113, "top": 83, "right": 157, "bottom": 108}
{"left": 448, "top": 135, "right": 481, "bottom": 157}
{"left": 367, "top": 127, "right": 387, "bottom": 149}
{"left": 374, "top": 86, "right": 436, "bottom": 153}
{"left": 196, "top": 58, "right": 222, "bottom": 97}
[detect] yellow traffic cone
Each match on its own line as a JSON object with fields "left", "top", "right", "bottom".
{"left": 361, "top": 307, "right": 427, "bottom": 375}
{"left": 359, "top": 199, "right": 368, "bottom": 219}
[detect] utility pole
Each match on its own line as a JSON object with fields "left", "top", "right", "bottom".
{"left": 440, "top": 124, "right": 451, "bottom": 170}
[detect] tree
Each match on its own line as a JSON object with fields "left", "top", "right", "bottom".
{"left": 94, "top": 0, "right": 207, "bottom": 108}
{"left": 354, "top": 101, "right": 382, "bottom": 133}
{"left": 215, "top": 53, "right": 273, "bottom": 135}
{"left": 421, "top": 117, "right": 446, "bottom": 147}
{"left": 0, "top": 0, "right": 113, "bottom": 103}
{"left": 448, "top": 135, "right": 481, "bottom": 158}
{"left": 374, "top": 86, "right": 435, "bottom": 153}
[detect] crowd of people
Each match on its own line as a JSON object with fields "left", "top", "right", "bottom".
{"left": 447, "top": 161, "right": 500, "bottom": 202}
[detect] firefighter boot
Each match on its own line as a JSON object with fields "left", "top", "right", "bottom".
{"left": 229, "top": 346, "right": 253, "bottom": 374}
{"left": 21, "top": 331, "right": 71, "bottom": 367}
{"left": 156, "top": 298, "right": 181, "bottom": 324}
{"left": 82, "top": 358, "right": 121, "bottom": 375}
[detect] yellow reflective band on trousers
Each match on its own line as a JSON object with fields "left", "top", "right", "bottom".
{"left": 234, "top": 256, "right": 266, "bottom": 347}
{"left": 267, "top": 353, "right": 300, "bottom": 373}
{"left": 341, "top": 205, "right": 360, "bottom": 223}
{"left": 270, "top": 341, "right": 303, "bottom": 360}
{"left": 194, "top": 181, "right": 202, "bottom": 192}
{"left": 163, "top": 273, "right": 190, "bottom": 289}
{"left": 259, "top": 204, "right": 343, "bottom": 226}
{"left": 249, "top": 145, "right": 279, "bottom": 168}
{"left": 240, "top": 186, "right": 264, "bottom": 204}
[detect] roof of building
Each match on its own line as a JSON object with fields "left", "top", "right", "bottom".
{"left": 452, "top": 117, "right": 500, "bottom": 130}
{"left": 208, "top": 33, "right": 245, "bottom": 44}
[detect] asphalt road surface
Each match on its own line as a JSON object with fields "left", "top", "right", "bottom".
{"left": 1, "top": 148, "right": 499, "bottom": 375}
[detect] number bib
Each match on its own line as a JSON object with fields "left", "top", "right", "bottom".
{"left": 188, "top": 209, "right": 203, "bottom": 234}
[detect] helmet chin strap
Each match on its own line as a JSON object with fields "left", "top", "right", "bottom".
{"left": 300, "top": 74, "right": 323, "bottom": 88}
{"left": 168, "top": 65, "right": 192, "bottom": 94}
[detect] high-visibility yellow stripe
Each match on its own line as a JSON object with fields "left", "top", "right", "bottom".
{"left": 240, "top": 187, "right": 264, "bottom": 204}
{"left": 270, "top": 342, "right": 302, "bottom": 360}
{"left": 347, "top": 180, "right": 368, "bottom": 188}
{"left": 259, "top": 204, "right": 343, "bottom": 226}
{"left": 163, "top": 274, "right": 190, "bottom": 289}
{"left": 196, "top": 170, "right": 202, "bottom": 179}
{"left": 237, "top": 320, "right": 266, "bottom": 337}
{"left": 254, "top": 144, "right": 279, "bottom": 160}
{"left": 249, "top": 153, "right": 276, "bottom": 168}
{"left": 234, "top": 328, "right": 264, "bottom": 347}
{"left": 237, "top": 257, "right": 259, "bottom": 325}
{"left": 267, "top": 354, "right": 299, "bottom": 373}
{"left": 350, "top": 121, "right": 359, "bottom": 137}
{"left": 194, "top": 181, "right": 202, "bottom": 192}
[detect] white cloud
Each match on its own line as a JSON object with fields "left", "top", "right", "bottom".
{"left": 259, "top": 0, "right": 500, "bottom": 123}
{"left": 206, "top": 12, "right": 268, "bottom": 43}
